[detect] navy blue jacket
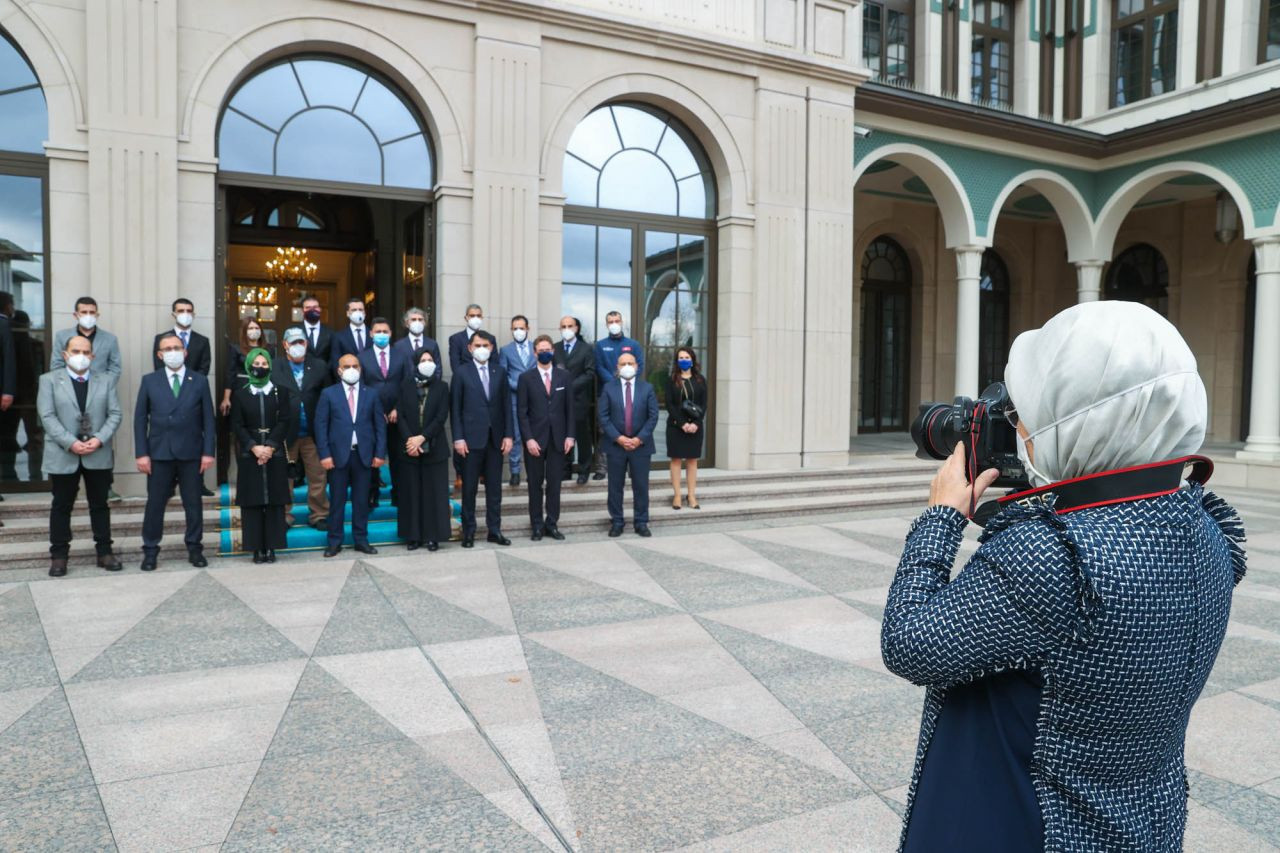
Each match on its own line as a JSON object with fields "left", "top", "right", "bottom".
{"left": 449, "top": 360, "right": 510, "bottom": 449}
{"left": 358, "top": 344, "right": 410, "bottom": 413}
{"left": 598, "top": 377, "right": 658, "bottom": 454}
{"left": 517, "top": 366, "right": 575, "bottom": 449}
{"left": 133, "top": 368, "right": 216, "bottom": 461}
{"left": 330, "top": 325, "right": 372, "bottom": 365}
{"left": 594, "top": 335, "right": 643, "bottom": 386}
{"left": 314, "top": 382, "right": 387, "bottom": 468}
{"left": 392, "top": 335, "right": 441, "bottom": 372}
{"left": 447, "top": 328, "right": 498, "bottom": 372}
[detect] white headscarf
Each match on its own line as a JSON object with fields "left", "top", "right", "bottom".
{"left": 1003, "top": 301, "right": 1206, "bottom": 487}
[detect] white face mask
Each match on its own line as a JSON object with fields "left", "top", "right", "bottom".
{"left": 512, "top": 328, "right": 527, "bottom": 343}
{"left": 560, "top": 328, "right": 576, "bottom": 343}
{"left": 67, "top": 353, "right": 91, "bottom": 373}
{"left": 77, "top": 314, "right": 97, "bottom": 330}
{"left": 472, "top": 346, "right": 491, "bottom": 364}
{"left": 619, "top": 365, "right": 637, "bottom": 380}
{"left": 174, "top": 312, "right": 193, "bottom": 328}
{"left": 349, "top": 311, "right": 365, "bottom": 326}
{"left": 417, "top": 360, "right": 437, "bottom": 379}
{"left": 1015, "top": 432, "right": 1051, "bottom": 488}
{"left": 247, "top": 328, "right": 261, "bottom": 342}
{"left": 607, "top": 322, "right": 623, "bottom": 337}
{"left": 162, "top": 350, "right": 186, "bottom": 370}
{"left": 467, "top": 316, "right": 484, "bottom": 331}
{"left": 341, "top": 367, "right": 361, "bottom": 385}
{"left": 288, "top": 343, "right": 307, "bottom": 359}
{"left": 408, "top": 320, "right": 425, "bottom": 336}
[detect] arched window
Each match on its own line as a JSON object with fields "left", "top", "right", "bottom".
{"left": 0, "top": 29, "right": 49, "bottom": 490}
{"left": 859, "top": 237, "right": 912, "bottom": 433}
{"left": 978, "top": 249, "right": 1010, "bottom": 390}
{"left": 1106, "top": 243, "right": 1169, "bottom": 315}
{"left": 218, "top": 57, "right": 433, "bottom": 190}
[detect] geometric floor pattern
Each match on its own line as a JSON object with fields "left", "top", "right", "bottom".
{"left": 1, "top": 485, "right": 1278, "bottom": 851}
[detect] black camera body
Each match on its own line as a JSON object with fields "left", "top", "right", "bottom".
{"left": 909, "top": 382, "right": 1030, "bottom": 489}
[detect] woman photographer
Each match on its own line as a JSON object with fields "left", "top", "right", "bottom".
{"left": 396, "top": 348, "right": 451, "bottom": 551}
{"left": 665, "top": 346, "right": 706, "bottom": 509}
{"left": 882, "top": 302, "right": 1246, "bottom": 852}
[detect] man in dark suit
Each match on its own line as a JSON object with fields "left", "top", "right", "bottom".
{"left": 315, "top": 353, "right": 387, "bottom": 557}
{"left": 599, "top": 351, "right": 659, "bottom": 537}
{"left": 151, "top": 298, "right": 212, "bottom": 375}
{"left": 329, "top": 298, "right": 372, "bottom": 365}
{"left": 273, "top": 327, "right": 332, "bottom": 530}
{"left": 358, "top": 317, "right": 409, "bottom": 509}
{"left": 299, "top": 295, "right": 334, "bottom": 371}
{"left": 447, "top": 303, "right": 498, "bottom": 488}
{"left": 553, "top": 315, "right": 594, "bottom": 485}
{"left": 135, "top": 333, "right": 216, "bottom": 570}
{"left": 517, "top": 335, "right": 575, "bottom": 541}
{"left": 451, "top": 333, "right": 513, "bottom": 547}
{"left": 392, "top": 306, "right": 441, "bottom": 367}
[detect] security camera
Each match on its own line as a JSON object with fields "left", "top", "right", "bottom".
{"left": 854, "top": 125, "right": 873, "bottom": 139}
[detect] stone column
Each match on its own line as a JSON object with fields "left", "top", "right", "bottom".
{"left": 1241, "top": 238, "right": 1280, "bottom": 458}
{"left": 1075, "top": 260, "right": 1106, "bottom": 302}
{"left": 954, "top": 246, "right": 983, "bottom": 398}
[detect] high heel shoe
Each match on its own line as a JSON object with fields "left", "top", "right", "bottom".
{"left": 686, "top": 493, "right": 700, "bottom": 509}
{"left": 672, "top": 497, "right": 682, "bottom": 510}
{"left": 264, "top": 550, "right": 276, "bottom": 563}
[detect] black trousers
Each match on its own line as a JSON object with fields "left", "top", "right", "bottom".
{"left": 461, "top": 441, "right": 503, "bottom": 536}
{"left": 525, "top": 446, "right": 566, "bottom": 529}
{"left": 571, "top": 409, "right": 593, "bottom": 475}
{"left": 605, "top": 446, "right": 651, "bottom": 526}
{"left": 50, "top": 465, "right": 114, "bottom": 558}
{"left": 143, "top": 459, "right": 204, "bottom": 554}
{"left": 327, "top": 455, "right": 372, "bottom": 547}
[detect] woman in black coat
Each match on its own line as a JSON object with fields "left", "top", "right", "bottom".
{"left": 665, "top": 346, "right": 707, "bottom": 509}
{"left": 397, "top": 348, "right": 451, "bottom": 551}
{"left": 231, "top": 348, "right": 296, "bottom": 563}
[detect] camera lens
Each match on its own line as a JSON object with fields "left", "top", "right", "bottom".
{"left": 910, "top": 403, "right": 961, "bottom": 461}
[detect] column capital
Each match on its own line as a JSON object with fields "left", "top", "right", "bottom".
{"left": 1252, "top": 236, "right": 1280, "bottom": 273}
{"left": 954, "top": 245, "right": 983, "bottom": 279}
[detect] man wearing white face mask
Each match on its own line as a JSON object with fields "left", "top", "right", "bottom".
{"left": 498, "top": 315, "right": 533, "bottom": 487}
{"left": 392, "top": 306, "right": 442, "bottom": 368}
{"left": 52, "top": 297, "right": 122, "bottom": 377}
{"left": 554, "top": 315, "right": 595, "bottom": 484}
{"left": 451, "top": 333, "right": 513, "bottom": 547}
{"left": 330, "top": 298, "right": 373, "bottom": 365}
{"left": 150, "top": 298, "right": 211, "bottom": 376}
{"left": 599, "top": 352, "right": 659, "bottom": 537}
{"left": 272, "top": 327, "right": 332, "bottom": 530}
{"left": 315, "top": 353, "right": 387, "bottom": 557}
{"left": 447, "top": 304, "right": 498, "bottom": 487}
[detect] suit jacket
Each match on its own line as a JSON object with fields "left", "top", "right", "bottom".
{"left": 299, "top": 324, "right": 334, "bottom": 367}
{"left": 447, "top": 328, "right": 498, "bottom": 372}
{"left": 271, "top": 355, "right": 332, "bottom": 436}
{"left": 598, "top": 377, "right": 659, "bottom": 455}
{"left": 134, "top": 368, "right": 216, "bottom": 461}
{"left": 517, "top": 366, "right": 575, "bottom": 450}
{"left": 392, "top": 334, "right": 442, "bottom": 369}
{"left": 397, "top": 377, "right": 451, "bottom": 463}
{"left": 499, "top": 340, "right": 535, "bottom": 391}
{"left": 50, "top": 327, "right": 123, "bottom": 377}
{"left": 358, "top": 344, "right": 410, "bottom": 413}
{"left": 0, "top": 315, "right": 17, "bottom": 397}
{"left": 37, "top": 369, "right": 123, "bottom": 474}
{"left": 330, "top": 325, "right": 372, "bottom": 365}
{"left": 553, "top": 337, "right": 594, "bottom": 413}
{"left": 151, "top": 329, "right": 212, "bottom": 375}
{"left": 314, "top": 382, "right": 387, "bottom": 468}
{"left": 449, "top": 360, "right": 510, "bottom": 449}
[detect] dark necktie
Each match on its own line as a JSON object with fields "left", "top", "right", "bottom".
{"left": 624, "top": 381, "right": 633, "bottom": 435}
{"left": 356, "top": 329, "right": 364, "bottom": 350}
{"left": 310, "top": 327, "right": 318, "bottom": 350}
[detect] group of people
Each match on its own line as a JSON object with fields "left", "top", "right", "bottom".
{"left": 29, "top": 295, "right": 709, "bottom": 576}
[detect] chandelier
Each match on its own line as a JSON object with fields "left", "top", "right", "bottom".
{"left": 265, "top": 246, "right": 318, "bottom": 286}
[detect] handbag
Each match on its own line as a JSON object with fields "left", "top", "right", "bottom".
{"left": 678, "top": 379, "right": 704, "bottom": 421}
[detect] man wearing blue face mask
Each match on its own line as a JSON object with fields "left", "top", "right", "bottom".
{"left": 517, "top": 334, "right": 575, "bottom": 540}
{"left": 358, "top": 317, "right": 408, "bottom": 511}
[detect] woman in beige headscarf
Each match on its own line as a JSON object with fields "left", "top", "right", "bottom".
{"left": 882, "top": 301, "right": 1246, "bottom": 852}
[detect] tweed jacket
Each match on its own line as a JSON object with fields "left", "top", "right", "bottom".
{"left": 882, "top": 483, "right": 1246, "bottom": 852}
{"left": 37, "top": 369, "right": 123, "bottom": 474}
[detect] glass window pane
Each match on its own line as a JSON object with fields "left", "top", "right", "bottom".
{"left": 226, "top": 63, "right": 306, "bottom": 131}
{"left": 0, "top": 87, "right": 47, "bottom": 153}
{"left": 0, "top": 173, "right": 45, "bottom": 487}
{"left": 611, "top": 105, "right": 666, "bottom": 152}
{"left": 599, "top": 149, "right": 677, "bottom": 215}
{"left": 0, "top": 174, "right": 44, "bottom": 254}
{"left": 643, "top": 232, "right": 679, "bottom": 354}
{"left": 562, "top": 223, "right": 596, "bottom": 284}
{"left": 990, "top": 1, "right": 1009, "bottom": 28}
{"left": 218, "top": 109, "right": 276, "bottom": 174}
{"left": 0, "top": 37, "right": 38, "bottom": 90}
{"left": 864, "top": 3, "right": 884, "bottom": 74}
{"left": 566, "top": 106, "right": 622, "bottom": 169}
{"left": 564, "top": 156, "right": 598, "bottom": 207}
{"left": 1116, "top": 0, "right": 1141, "bottom": 17}
{"left": 678, "top": 175, "right": 712, "bottom": 218}
{"left": 655, "top": 127, "right": 702, "bottom": 180}
{"left": 598, "top": 226, "right": 633, "bottom": 286}
{"left": 1150, "top": 11, "right": 1178, "bottom": 95}
{"left": 1114, "top": 23, "right": 1144, "bottom": 105}
{"left": 887, "top": 10, "right": 911, "bottom": 83}
{"left": 560, "top": 284, "right": 597, "bottom": 342}
{"left": 354, "top": 79, "right": 421, "bottom": 143}
{"left": 382, "top": 133, "right": 432, "bottom": 189}
{"left": 292, "top": 60, "right": 366, "bottom": 109}
{"left": 1268, "top": 0, "right": 1280, "bottom": 61}
{"left": 276, "top": 108, "right": 381, "bottom": 184}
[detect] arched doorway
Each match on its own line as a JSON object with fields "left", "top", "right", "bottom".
{"left": 858, "top": 237, "right": 912, "bottom": 432}
{"left": 978, "top": 248, "right": 1010, "bottom": 390}
{"left": 1105, "top": 243, "right": 1170, "bottom": 315}
{"left": 561, "top": 102, "right": 716, "bottom": 460}
{"left": 0, "top": 29, "right": 49, "bottom": 491}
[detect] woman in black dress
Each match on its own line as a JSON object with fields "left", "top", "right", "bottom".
{"left": 665, "top": 347, "right": 707, "bottom": 509}
{"left": 397, "top": 349, "right": 451, "bottom": 551}
{"left": 230, "top": 348, "right": 296, "bottom": 563}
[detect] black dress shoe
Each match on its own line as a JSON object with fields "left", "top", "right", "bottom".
{"left": 310, "top": 520, "right": 328, "bottom": 531}
{"left": 141, "top": 554, "right": 158, "bottom": 572}
{"left": 265, "top": 550, "right": 276, "bottom": 563}
{"left": 97, "top": 553, "right": 124, "bottom": 572}
{"left": 510, "top": 474, "right": 521, "bottom": 487}
{"left": 406, "top": 541, "right": 420, "bottom": 551}
{"left": 531, "top": 528, "right": 543, "bottom": 541}
{"left": 635, "top": 524, "right": 652, "bottom": 537}
{"left": 324, "top": 545, "right": 342, "bottom": 557}
{"left": 200, "top": 485, "right": 215, "bottom": 498}
{"left": 426, "top": 541, "right": 439, "bottom": 551}
{"left": 369, "top": 495, "right": 380, "bottom": 509}
{"left": 576, "top": 472, "right": 589, "bottom": 485}
{"left": 545, "top": 526, "right": 566, "bottom": 541}
{"left": 189, "top": 552, "right": 208, "bottom": 568}
{"left": 354, "top": 543, "right": 378, "bottom": 555}
{"left": 461, "top": 537, "right": 474, "bottom": 548}
{"left": 252, "top": 551, "right": 265, "bottom": 564}
{"left": 49, "top": 558, "right": 68, "bottom": 578}
{"left": 608, "top": 525, "right": 624, "bottom": 538}
{"left": 487, "top": 532, "right": 511, "bottom": 546}
{"left": 592, "top": 472, "right": 605, "bottom": 481}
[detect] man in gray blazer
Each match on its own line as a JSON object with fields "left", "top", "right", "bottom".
{"left": 49, "top": 297, "right": 122, "bottom": 377}
{"left": 37, "top": 334, "right": 124, "bottom": 577}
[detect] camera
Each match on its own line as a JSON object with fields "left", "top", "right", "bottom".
{"left": 909, "top": 381, "right": 1029, "bottom": 489}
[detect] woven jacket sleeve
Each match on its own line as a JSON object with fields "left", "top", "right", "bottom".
{"left": 881, "top": 506, "right": 1065, "bottom": 688}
